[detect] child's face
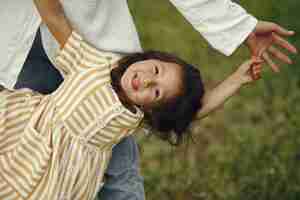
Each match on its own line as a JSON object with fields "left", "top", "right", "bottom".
{"left": 120, "top": 59, "right": 183, "bottom": 110}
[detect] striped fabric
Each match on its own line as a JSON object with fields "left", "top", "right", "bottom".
{"left": 0, "top": 32, "right": 143, "bottom": 200}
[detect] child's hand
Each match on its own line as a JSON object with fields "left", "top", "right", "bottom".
{"left": 232, "top": 58, "right": 264, "bottom": 85}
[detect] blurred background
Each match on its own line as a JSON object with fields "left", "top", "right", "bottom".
{"left": 127, "top": 0, "right": 300, "bottom": 199}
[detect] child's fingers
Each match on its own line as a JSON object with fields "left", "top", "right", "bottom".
{"left": 251, "top": 57, "right": 264, "bottom": 65}
{"left": 253, "top": 63, "right": 262, "bottom": 72}
{"left": 249, "top": 55, "right": 264, "bottom": 81}
{"left": 250, "top": 64, "right": 262, "bottom": 80}
{"left": 253, "top": 64, "right": 262, "bottom": 75}
{"left": 241, "top": 58, "right": 263, "bottom": 74}
{"left": 253, "top": 59, "right": 264, "bottom": 65}
{"left": 239, "top": 58, "right": 263, "bottom": 82}
{"left": 251, "top": 72, "right": 261, "bottom": 80}
{"left": 251, "top": 55, "right": 264, "bottom": 61}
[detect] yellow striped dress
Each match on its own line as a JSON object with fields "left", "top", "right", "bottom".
{"left": 0, "top": 31, "right": 143, "bottom": 200}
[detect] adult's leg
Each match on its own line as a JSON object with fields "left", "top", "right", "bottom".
{"left": 97, "top": 136, "right": 145, "bottom": 200}
{"left": 14, "top": 29, "right": 63, "bottom": 93}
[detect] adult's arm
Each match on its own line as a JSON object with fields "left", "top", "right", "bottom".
{"left": 33, "top": 0, "right": 115, "bottom": 78}
{"left": 170, "top": 0, "right": 297, "bottom": 78}
{"left": 169, "top": 0, "right": 257, "bottom": 56}
{"left": 33, "top": 0, "right": 72, "bottom": 47}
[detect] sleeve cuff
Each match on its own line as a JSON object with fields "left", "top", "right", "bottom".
{"left": 222, "top": 16, "right": 258, "bottom": 56}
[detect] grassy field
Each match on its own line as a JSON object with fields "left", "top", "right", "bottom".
{"left": 127, "top": 0, "right": 300, "bottom": 199}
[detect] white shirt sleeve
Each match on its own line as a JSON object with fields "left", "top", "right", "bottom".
{"left": 169, "top": 0, "right": 258, "bottom": 56}
{"left": 0, "top": 0, "right": 41, "bottom": 89}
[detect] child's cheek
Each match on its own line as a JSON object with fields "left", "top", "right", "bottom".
{"left": 142, "top": 95, "right": 153, "bottom": 105}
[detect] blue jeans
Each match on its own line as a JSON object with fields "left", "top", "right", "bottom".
{"left": 15, "top": 30, "right": 145, "bottom": 200}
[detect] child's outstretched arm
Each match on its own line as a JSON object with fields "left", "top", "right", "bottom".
{"left": 33, "top": 0, "right": 72, "bottom": 47}
{"left": 196, "top": 59, "right": 263, "bottom": 119}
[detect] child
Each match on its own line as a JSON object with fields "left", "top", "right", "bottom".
{"left": 0, "top": 0, "right": 263, "bottom": 200}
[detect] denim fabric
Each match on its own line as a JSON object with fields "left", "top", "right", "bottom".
{"left": 14, "top": 30, "right": 63, "bottom": 93}
{"left": 97, "top": 136, "right": 145, "bottom": 200}
{"left": 16, "top": 30, "right": 145, "bottom": 200}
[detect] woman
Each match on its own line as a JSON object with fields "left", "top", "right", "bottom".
{"left": 0, "top": 0, "right": 263, "bottom": 200}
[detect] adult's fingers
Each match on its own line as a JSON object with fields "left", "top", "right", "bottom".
{"left": 271, "top": 23, "right": 295, "bottom": 36}
{"left": 272, "top": 33, "right": 298, "bottom": 54}
{"left": 262, "top": 52, "right": 280, "bottom": 73}
{"left": 268, "top": 46, "right": 293, "bottom": 64}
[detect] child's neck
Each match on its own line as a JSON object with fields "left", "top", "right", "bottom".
{"left": 117, "top": 93, "right": 137, "bottom": 114}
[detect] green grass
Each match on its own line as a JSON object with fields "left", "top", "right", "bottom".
{"left": 126, "top": 0, "right": 300, "bottom": 199}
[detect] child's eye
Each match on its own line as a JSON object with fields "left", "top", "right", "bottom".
{"left": 155, "top": 89, "right": 160, "bottom": 99}
{"left": 155, "top": 66, "right": 159, "bottom": 75}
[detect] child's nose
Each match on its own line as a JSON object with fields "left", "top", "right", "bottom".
{"left": 143, "top": 79, "right": 155, "bottom": 88}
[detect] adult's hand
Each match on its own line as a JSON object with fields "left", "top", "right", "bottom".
{"left": 246, "top": 20, "right": 298, "bottom": 73}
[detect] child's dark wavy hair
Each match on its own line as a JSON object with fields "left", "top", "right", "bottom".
{"left": 111, "top": 51, "right": 205, "bottom": 145}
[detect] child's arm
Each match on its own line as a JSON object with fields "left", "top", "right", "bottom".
{"left": 33, "top": 0, "right": 72, "bottom": 47}
{"left": 196, "top": 59, "right": 263, "bottom": 119}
